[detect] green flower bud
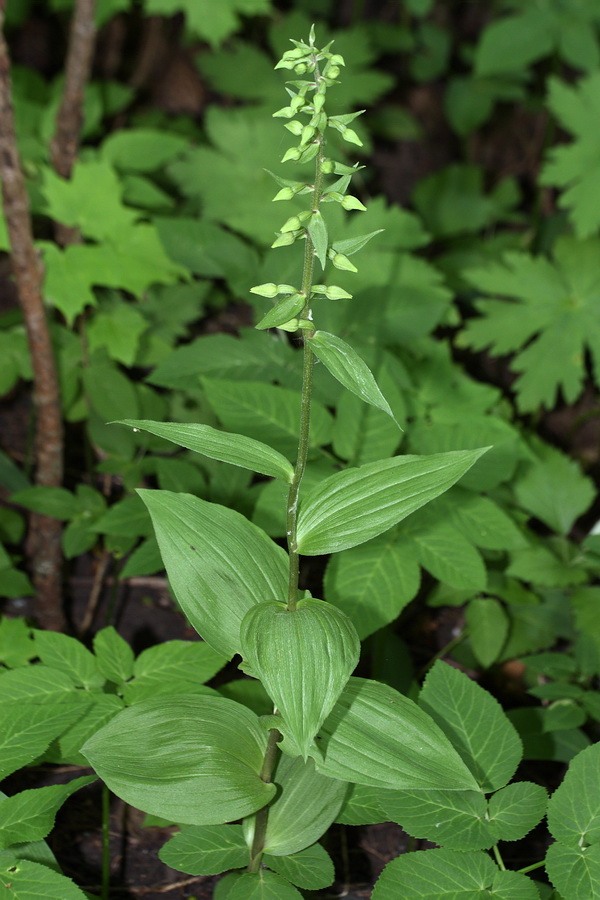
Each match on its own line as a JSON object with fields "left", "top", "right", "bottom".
{"left": 249, "top": 283, "right": 278, "bottom": 298}
{"left": 326, "top": 65, "right": 340, "bottom": 80}
{"left": 342, "top": 127, "right": 363, "bottom": 147}
{"left": 329, "top": 53, "right": 345, "bottom": 66}
{"left": 282, "top": 47, "right": 307, "bottom": 61}
{"left": 313, "top": 92, "right": 326, "bottom": 113}
{"left": 284, "top": 120, "right": 304, "bottom": 136}
{"left": 271, "top": 231, "right": 297, "bottom": 248}
{"left": 332, "top": 253, "right": 358, "bottom": 273}
{"left": 300, "top": 124, "right": 316, "bottom": 147}
{"left": 298, "top": 318, "right": 315, "bottom": 331}
{"left": 278, "top": 318, "right": 300, "bottom": 332}
{"left": 320, "top": 159, "right": 335, "bottom": 174}
{"left": 310, "top": 284, "right": 327, "bottom": 295}
{"left": 341, "top": 194, "right": 367, "bottom": 212}
{"left": 294, "top": 62, "right": 308, "bottom": 75}
{"left": 272, "top": 186, "right": 297, "bottom": 202}
{"left": 280, "top": 215, "right": 303, "bottom": 233}
{"left": 276, "top": 284, "right": 300, "bottom": 294}
{"left": 324, "top": 285, "right": 353, "bottom": 300}
{"left": 309, "top": 111, "right": 327, "bottom": 131}
{"left": 273, "top": 106, "right": 294, "bottom": 119}
{"left": 290, "top": 94, "right": 304, "bottom": 112}
{"left": 281, "top": 146, "right": 301, "bottom": 163}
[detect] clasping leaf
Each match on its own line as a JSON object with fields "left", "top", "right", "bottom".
{"left": 240, "top": 597, "right": 360, "bottom": 759}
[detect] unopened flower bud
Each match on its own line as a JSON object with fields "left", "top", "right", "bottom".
{"left": 284, "top": 120, "right": 304, "bottom": 136}
{"left": 332, "top": 253, "right": 358, "bottom": 272}
{"left": 324, "top": 285, "right": 353, "bottom": 300}
{"left": 326, "top": 65, "right": 340, "bottom": 80}
{"left": 294, "top": 62, "right": 308, "bottom": 75}
{"left": 320, "top": 159, "right": 334, "bottom": 174}
{"left": 249, "top": 283, "right": 278, "bottom": 298}
{"left": 271, "top": 231, "right": 297, "bottom": 248}
{"left": 281, "top": 147, "right": 301, "bottom": 163}
{"left": 278, "top": 318, "right": 300, "bottom": 332}
{"left": 341, "top": 194, "right": 367, "bottom": 212}
{"left": 272, "top": 186, "right": 296, "bottom": 202}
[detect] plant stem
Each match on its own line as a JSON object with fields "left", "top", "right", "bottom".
{"left": 101, "top": 781, "right": 110, "bottom": 900}
{"left": 516, "top": 859, "right": 546, "bottom": 875}
{"left": 0, "top": 10, "right": 66, "bottom": 631}
{"left": 492, "top": 843, "right": 506, "bottom": 871}
{"left": 286, "top": 133, "right": 325, "bottom": 611}
{"left": 247, "top": 726, "right": 281, "bottom": 873}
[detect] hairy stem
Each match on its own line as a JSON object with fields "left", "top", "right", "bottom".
{"left": 0, "top": 10, "right": 66, "bottom": 631}
{"left": 286, "top": 135, "right": 325, "bottom": 611}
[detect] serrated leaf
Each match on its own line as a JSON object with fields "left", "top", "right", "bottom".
{"left": 335, "top": 783, "right": 388, "bottom": 825}
{"left": 158, "top": 824, "right": 247, "bottom": 875}
{"left": 226, "top": 869, "right": 303, "bottom": 900}
{"left": 309, "top": 331, "right": 397, "bottom": 422}
{"left": 372, "top": 848, "right": 540, "bottom": 899}
{"left": 404, "top": 512, "right": 487, "bottom": 591}
{"left": 263, "top": 755, "right": 347, "bottom": 856}
{"left": 34, "top": 632, "right": 103, "bottom": 690}
{"left": 310, "top": 678, "right": 479, "bottom": 792}
{"left": 122, "top": 640, "right": 227, "bottom": 704}
{"left": 0, "top": 701, "right": 90, "bottom": 780}
{"left": 324, "top": 533, "right": 420, "bottom": 640}
{"left": 82, "top": 695, "right": 275, "bottom": 825}
{"left": 296, "top": 448, "right": 488, "bottom": 556}
{"left": 475, "top": 11, "right": 554, "bottom": 77}
{"left": 264, "top": 843, "right": 334, "bottom": 890}
{"left": 379, "top": 788, "right": 492, "bottom": 850}
{"left": 419, "top": 662, "right": 522, "bottom": 792}
{"left": 116, "top": 419, "right": 294, "bottom": 484}
{"left": 138, "top": 490, "right": 288, "bottom": 659}
{"left": 0, "top": 856, "right": 89, "bottom": 898}
{"left": 461, "top": 237, "right": 600, "bottom": 411}
{"left": 0, "top": 776, "right": 95, "bottom": 848}
{"left": 547, "top": 742, "right": 600, "bottom": 845}
{"left": 546, "top": 842, "right": 600, "bottom": 900}
{"left": 240, "top": 598, "right": 359, "bottom": 758}
{"left": 101, "top": 128, "right": 189, "bottom": 172}
{"left": 488, "top": 782, "right": 548, "bottom": 843}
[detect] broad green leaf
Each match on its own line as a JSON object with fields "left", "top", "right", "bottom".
{"left": 514, "top": 442, "right": 595, "bottom": 535}
{"left": 263, "top": 755, "right": 347, "bottom": 856}
{"left": 82, "top": 695, "right": 276, "bottom": 825}
{"left": 335, "top": 783, "right": 388, "bottom": 825}
{"left": 545, "top": 842, "right": 600, "bottom": 900}
{"left": 122, "top": 640, "right": 226, "bottom": 704}
{"left": 92, "top": 626, "right": 134, "bottom": 684}
{"left": 372, "top": 848, "right": 540, "bottom": 899}
{"left": 145, "top": 0, "right": 271, "bottom": 47}
{"left": 158, "top": 824, "right": 247, "bottom": 875}
{"left": 436, "top": 488, "right": 526, "bottom": 551}
{"left": 203, "top": 378, "right": 333, "bottom": 458}
{"left": 0, "top": 776, "right": 95, "bottom": 849}
{"left": 255, "top": 294, "right": 306, "bottom": 331}
{"left": 34, "top": 631, "right": 104, "bottom": 690}
{"left": 547, "top": 742, "right": 600, "bottom": 845}
{"left": 46, "top": 694, "right": 124, "bottom": 766}
{"left": 403, "top": 510, "right": 487, "bottom": 591}
{"left": 488, "top": 782, "right": 547, "bottom": 843}
{"left": 379, "top": 788, "right": 493, "bottom": 851}
{"left": 138, "top": 490, "right": 288, "bottom": 658}
{"left": 0, "top": 702, "right": 90, "bottom": 780}
{"left": 324, "top": 533, "right": 420, "bottom": 640}
{"left": 296, "top": 448, "right": 488, "bottom": 555}
{"left": 0, "top": 665, "right": 78, "bottom": 701}
{"left": 466, "top": 597, "right": 509, "bottom": 668}
{"left": 116, "top": 419, "right": 294, "bottom": 483}
{"left": 419, "top": 662, "right": 522, "bottom": 792}
{"left": 308, "top": 331, "right": 396, "bottom": 422}
{"left": 227, "top": 869, "right": 303, "bottom": 900}
{"left": 264, "top": 843, "right": 334, "bottom": 890}
{"left": 10, "top": 486, "right": 78, "bottom": 520}
{"left": 0, "top": 617, "right": 35, "bottom": 668}
{"left": 101, "top": 128, "right": 189, "bottom": 172}
{"left": 475, "top": 11, "right": 553, "bottom": 76}
{"left": 240, "top": 598, "right": 359, "bottom": 758}
{"left": 0, "top": 856, "right": 88, "bottom": 898}
{"left": 310, "top": 678, "right": 479, "bottom": 791}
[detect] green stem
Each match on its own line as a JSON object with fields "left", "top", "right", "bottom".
{"left": 286, "top": 133, "right": 325, "bottom": 611}
{"left": 101, "top": 782, "right": 110, "bottom": 900}
{"left": 247, "top": 726, "right": 282, "bottom": 873}
{"left": 492, "top": 843, "right": 506, "bottom": 871}
{"left": 516, "top": 859, "right": 546, "bottom": 875}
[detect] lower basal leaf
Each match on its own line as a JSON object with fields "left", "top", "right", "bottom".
{"left": 309, "top": 678, "right": 479, "bottom": 791}
{"left": 81, "top": 695, "right": 276, "bottom": 825}
{"left": 240, "top": 597, "right": 360, "bottom": 759}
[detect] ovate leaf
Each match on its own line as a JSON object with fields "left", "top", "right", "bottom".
{"left": 372, "top": 848, "right": 540, "bottom": 899}
{"left": 139, "top": 490, "right": 288, "bottom": 658}
{"left": 0, "top": 856, "right": 89, "bottom": 899}
{"left": 92, "top": 626, "right": 134, "bottom": 684}
{"left": 263, "top": 755, "right": 347, "bottom": 856}
{"left": 158, "top": 824, "right": 247, "bottom": 875}
{"left": 227, "top": 869, "right": 303, "bottom": 900}
{"left": 308, "top": 331, "right": 397, "bottom": 422}
{"left": 240, "top": 598, "right": 359, "bottom": 758}
{"left": 264, "top": 843, "right": 335, "bottom": 890}
{"left": 419, "top": 662, "right": 522, "bottom": 792}
{"left": 379, "top": 788, "right": 493, "bottom": 851}
{"left": 117, "top": 419, "right": 294, "bottom": 484}
{"left": 0, "top": 776, "right": 95, "bottom": 848}
{"left": 310, "top": 678, "right": 479, "bottom": 792}
{"left": 466, "top": 597, "right": 509, "bottom": 668}
{"left": 307, "top": 211, "right": 328, "bottom": 270}
{"left": 488, "top": 782, "right": 547, "bottom": 843}
{"left": 82, "top": 695, "right": 276, "bottom": 825}
{"left": 296, "top": 448, "right": 488, "bottom": 555}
